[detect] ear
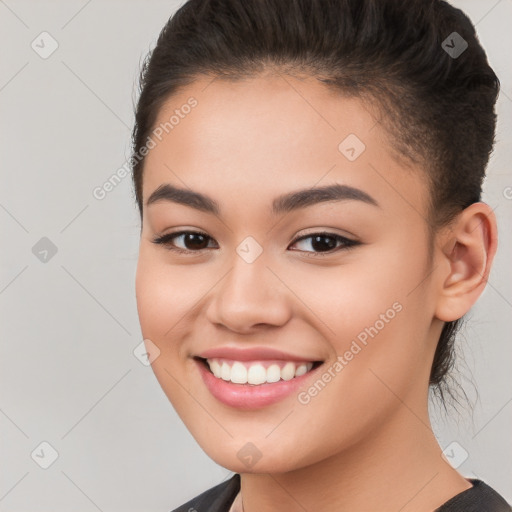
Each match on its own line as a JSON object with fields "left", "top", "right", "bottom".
{"left": 434, "top": 202, "right": 498, "bottom": 322}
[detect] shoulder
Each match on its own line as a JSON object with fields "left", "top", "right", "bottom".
{"left": 170, "top": 473, "right": 241, "bottom": 512}
{"left": 435, "top": 479, "right": 512, "bottom": 512}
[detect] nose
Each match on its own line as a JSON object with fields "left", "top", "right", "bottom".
{"left": 205, "top": 253, "right": 292, "bottom": 334}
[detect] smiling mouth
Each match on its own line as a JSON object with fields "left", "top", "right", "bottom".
{"left": 194, "top": 356, "right": 323, "bottom": 386}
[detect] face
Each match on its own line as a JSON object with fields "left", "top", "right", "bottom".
{"left": 135, "top": 73, "right": 443, "bottom": 473}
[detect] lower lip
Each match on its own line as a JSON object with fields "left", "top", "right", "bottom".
{"left": 194, "top": 358, "right": 322, "bottom": 409}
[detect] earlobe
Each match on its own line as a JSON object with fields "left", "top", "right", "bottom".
{"left": 434, "top": 202, "right": 498, "bottom": 322}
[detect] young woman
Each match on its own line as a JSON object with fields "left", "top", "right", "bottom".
{"left": 130, "top": 0, "right": 511, "bottom": 510}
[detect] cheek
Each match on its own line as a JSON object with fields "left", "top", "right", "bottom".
{"left": 135, "top": 249, "right": 199, "bottom": 409}
{"left": 135, "top": 248, "right": 201, "bottom": 344}
{"left": 279, "top": 244, "right": 428, "bottom": 347}
{"left": 284, "top": 240, "right": 433, "bottom": 399}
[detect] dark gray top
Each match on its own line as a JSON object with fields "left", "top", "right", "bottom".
{"left": 171, "top": 474, "right": 512, "bottom": 512}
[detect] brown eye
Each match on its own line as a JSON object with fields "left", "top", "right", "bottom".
{"left": 152, "top": 230, "right": 216, "bottom": 253}
{"left": 289, "top": 232, "right": 359, "bottom": 256}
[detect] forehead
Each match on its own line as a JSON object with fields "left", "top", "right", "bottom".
{"left": 142, "top": 74, "right": 428, "bottom": 220}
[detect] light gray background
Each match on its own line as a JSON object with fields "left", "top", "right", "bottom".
{"left": 1, "top": 1, "right": 511, "bottom": 510}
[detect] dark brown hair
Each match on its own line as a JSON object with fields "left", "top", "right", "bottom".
{"left": 130, "top": 0, "right": 500, "bottom": 406}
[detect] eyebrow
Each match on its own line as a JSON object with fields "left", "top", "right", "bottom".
{"left": 146, "top": 182, "right": 379, "bottom": 216}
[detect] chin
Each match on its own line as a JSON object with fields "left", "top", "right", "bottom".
{"left": 198, "top": 438, "right": 312, "bottom": 475}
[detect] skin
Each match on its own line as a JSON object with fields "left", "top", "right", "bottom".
{"left": 135, "top": 72, "right": 497, "bottom": 512}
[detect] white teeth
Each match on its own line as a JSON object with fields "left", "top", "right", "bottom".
{"left": 295, "top": 364, "right": 308, "bottom": 377}
{"left": 210, "top": 360, "right": 222, "bottom": 378}
{"left": 221, "top": 362, "right": 231, "bottom": 381}
{"left": 266, "top": 364, "right": 281, "bottom": 383}
{"left": 281, "top": 362, "right": 295, "bottom": 381}
{"left": 205, "top": 358, "right": 315, "bottom": 385}
{"left": 231, "top": 362, "right": 247, "bottom": 384}
{"left": 247, "top": 364, "right": 267, "bottom": 385}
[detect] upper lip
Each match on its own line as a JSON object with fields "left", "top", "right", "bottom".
{"left": 196, "top": 346, "right": 322, "bottom": 363}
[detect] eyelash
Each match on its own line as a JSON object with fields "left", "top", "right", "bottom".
{"left": 151, "top": 230, "right": 360, "bottom": 257}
